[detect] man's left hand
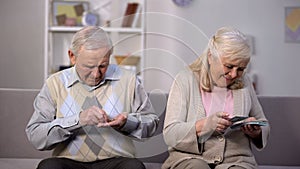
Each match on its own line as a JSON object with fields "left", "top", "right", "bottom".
{"left": 97, "top": 113, "right": 127, "bottom": 129}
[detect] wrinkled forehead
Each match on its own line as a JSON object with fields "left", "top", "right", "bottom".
{"left": 219, "top": 55, "right": 250, "bottom": 66}
{"left": 80, "top": 46, "right": 111, "bottom": 55}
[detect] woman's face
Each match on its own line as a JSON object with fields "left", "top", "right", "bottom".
{"left": 208, "top": 54, "right": 249, "bottom": 88}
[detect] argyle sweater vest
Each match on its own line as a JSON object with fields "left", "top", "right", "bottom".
{"left": 46, "top": 67, "right": 137, "bottom": 162}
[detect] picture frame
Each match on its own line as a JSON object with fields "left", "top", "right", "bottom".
{"left": 285, "top": 7, "right": 300, "bottom": 43}
{"left": 52, "top": 1, "right": 89, "bottom": 26}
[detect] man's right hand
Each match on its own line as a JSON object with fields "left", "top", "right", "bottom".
{"left": 79, "top": 106, "right": 109, "bottom": 126}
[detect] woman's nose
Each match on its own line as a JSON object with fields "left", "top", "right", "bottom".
{"left": 229, "top": 69, "right": 238, "bottom": 79}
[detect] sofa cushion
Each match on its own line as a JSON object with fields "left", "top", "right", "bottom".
{"left": 1, "top": 90, "right": 300, "bottom": 167}
{"left": 0, "top": 90, "right": 51, "bottom": 159}
{"left": 253, "top": 96, "right": 300, "bottom": 166}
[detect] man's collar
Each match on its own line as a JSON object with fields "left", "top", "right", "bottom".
{"left": 68, "top": 66, "right": 80, "bottom": 88}
{"left": 67, "top": 64, "right": 121, "bottom": 89}
{"left": 104, "top": 64, "right": 122, "bottom": 81}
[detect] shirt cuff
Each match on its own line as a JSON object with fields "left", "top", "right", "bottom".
{"left": 120, "top": 114, "right": 139, "bottom": 133}
{"left": 49, "top": 113, "right": 80, "bottom": 131}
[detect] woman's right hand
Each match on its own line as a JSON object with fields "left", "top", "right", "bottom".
{"left": 214, "top": 112, "right": 232, "bottom": 133}
{"left": 196, "top": 112, "right": 232, "bottom": 136}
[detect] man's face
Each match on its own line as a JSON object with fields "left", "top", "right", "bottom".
{"left": 70, "top": 47, "right": 110, "bottom": 86}
{"left": 209, "top": 55, "right": 249, "bottom": 88}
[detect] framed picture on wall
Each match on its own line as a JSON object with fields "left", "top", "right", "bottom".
{"left": 52, "top": 1, "right": 89, "bottom": 26}
{"left": 285, "top": 7, "right": 300, "bottom": 43}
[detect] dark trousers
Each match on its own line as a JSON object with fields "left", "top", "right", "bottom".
{"left": 37, "top": 157, "right": 146, "bottom": 169}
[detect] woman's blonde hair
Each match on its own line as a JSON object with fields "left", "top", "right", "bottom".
{"left": 189, "top": 26, "right": 251, "bottom": 92}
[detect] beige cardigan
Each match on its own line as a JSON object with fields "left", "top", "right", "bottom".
{"left": 162, "top": 68, "right": 270, "bottom": 169}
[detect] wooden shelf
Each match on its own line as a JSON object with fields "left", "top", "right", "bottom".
{"left": 44, "top": 0, "right": 146, "bottom": 82}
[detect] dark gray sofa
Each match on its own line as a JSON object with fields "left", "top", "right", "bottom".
{"left": 0, "top": 90, "right": 300, "bottom": 169}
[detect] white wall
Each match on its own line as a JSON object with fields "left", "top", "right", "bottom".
{"left": 144, "top": 0, "right": 300, "bottom": 96}
{"left": 1, "top": 0, "right": 299, "bottom": 96}
{"left": 0, "top": 0, "right": 45, "bottom": 89}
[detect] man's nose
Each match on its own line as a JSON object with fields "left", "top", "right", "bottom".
{"left": 91, "top": 67, "right": 101, "bottom": 77}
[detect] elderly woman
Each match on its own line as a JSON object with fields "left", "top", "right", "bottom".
{"left": 162, "top": 27, "right": 270, "bottom": 169}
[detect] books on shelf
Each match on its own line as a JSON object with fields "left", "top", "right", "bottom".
{"left": 121, "top": 2, "right": 141, "bottom": 27}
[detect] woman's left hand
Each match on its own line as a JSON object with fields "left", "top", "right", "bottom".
{"left": 241, "top": 117, "right": 262, "bottom": 138}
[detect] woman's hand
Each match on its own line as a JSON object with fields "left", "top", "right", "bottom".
{"left": 241, "top": 117, "right": 262, "bottom": 138}
{"left": 215, "top": 112, "right": 232, "bottom": 133}
{"left": 196, "top": 112, "right": 232, "bottom": 136}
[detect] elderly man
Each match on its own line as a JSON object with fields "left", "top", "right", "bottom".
{"left": 26, "top": 26, "right": 159, "bottom": 169}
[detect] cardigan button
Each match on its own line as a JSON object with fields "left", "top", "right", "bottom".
{"left": 217, "top": 135, "right": 224, "bottom": 142}
{"left": 214, "top": 155, "right": 222, "bottom": 162}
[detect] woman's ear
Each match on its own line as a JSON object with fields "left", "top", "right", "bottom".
{"left": 68, "top": 50, "right": 76, "bottom": 65}
{"left": 207, "top": 50, "right": 212, "bottom": 64}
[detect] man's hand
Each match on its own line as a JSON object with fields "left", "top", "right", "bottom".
{"left": 79, "top": 106, "right": 109, "bottom": 126}
{"left": 98, "top": 113, "right": 128, "bottom": 129}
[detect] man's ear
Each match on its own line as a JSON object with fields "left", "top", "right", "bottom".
{"left": 68, "top": 50, "right": 76, "bottom": 65}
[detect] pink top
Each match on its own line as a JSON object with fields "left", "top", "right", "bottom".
{"left": 201, "top": 86, "right": 234, "bottom": 117}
